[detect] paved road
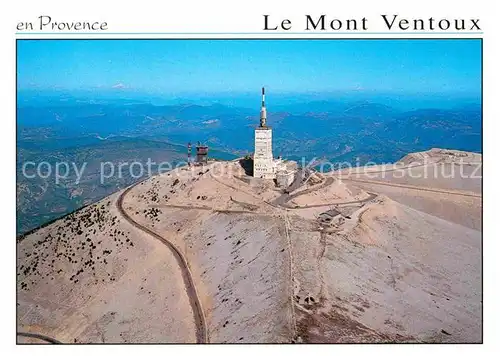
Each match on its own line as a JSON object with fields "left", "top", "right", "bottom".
{"left": 117, "top": 184, "right": 209, "bottom": 344}
{"left": 342, "top": 177, "right": 481, "bottom": 198}
{"left": 210, "top": 169, "right": 277, "bottom": 209}
{"left": 17, "top": 331, "right": 62, "bottom": 344}
{"left": 273, "top": 177, "right": 336, "bottom": 208}
{"left": 333, "top": 163, "right": 428, "bottom": 176}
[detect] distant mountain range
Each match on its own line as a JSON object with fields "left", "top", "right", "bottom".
{"left": 16, "top": 93, "right": 481, "bottom": 234}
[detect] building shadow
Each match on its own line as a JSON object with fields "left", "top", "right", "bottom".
{"left": 239, "top": 156, "right": 254, "bottom": 176}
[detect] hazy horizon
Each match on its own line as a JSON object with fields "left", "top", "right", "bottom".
{"left": 17, "top": 87, "right": 481, "bottom": 112}
{"left": 17, "top": 39, "right": 481, "bottom": 96}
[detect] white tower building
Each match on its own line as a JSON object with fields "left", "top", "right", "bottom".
{"left": 253, "top": 87, "right": 275, "bottom": 179}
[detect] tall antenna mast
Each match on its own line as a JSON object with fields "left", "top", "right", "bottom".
{"left": 260, "top": 87, "right": 267, "bottom": 127}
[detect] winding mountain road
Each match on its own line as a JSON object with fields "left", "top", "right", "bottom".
{"left": 17, "top": 331, "right": 62, "bottom": 344}
{"left": 116, "top": 184, "right": 209, "bottom": 344}
{"left": 272, "top": 177, "right": 335, "bottom": 208}
{"left": 342, "top": 177, "right": 481, "bottom": 198}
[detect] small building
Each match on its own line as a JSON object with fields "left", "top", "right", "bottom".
{"left": 276, "top": 169, "right": 294, "bottom": 188}
{"left": 318, "top": 209, "right": 341, "bottom": 224}
{"left": 276, "top": 159, "right": 298, "bottom": 188}
{"left": 196, "top": 142, "right": 209, "bottom": 164}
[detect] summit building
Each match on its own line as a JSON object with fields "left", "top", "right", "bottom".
{"left": 253, "top": 87, "right": 275, "bottom": 179}
{"left": 253, "top": 87, "right": 296, "bottom": 187}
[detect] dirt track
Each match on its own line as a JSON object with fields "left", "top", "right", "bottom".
{"left": 287, "top": 192, "right": 378, "bottom": 209}
{"left": 117, "top": 184, "right": 209, "bottom": 344}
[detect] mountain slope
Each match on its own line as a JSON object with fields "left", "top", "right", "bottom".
{"left": 17, "top": 151, "right": 482, "bottom": 343}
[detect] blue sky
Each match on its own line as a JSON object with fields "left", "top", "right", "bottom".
{"left": 17, "top": 39, "right": 481, "bottom": 95}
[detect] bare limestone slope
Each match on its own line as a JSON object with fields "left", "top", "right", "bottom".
{"left": 335, "top": 148, "right": 482, "bottom": 230}
{"left": 17, "top": 191, "right": 196, "bottom": 343}
{"left": 121, "top": 163, "right": 292, "bottom": 343}
{"left": 290, "top": 197, "right": 480, "bottom": 343}
{"left": 17, "top": 150, "right": 482, "bottom": 343}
